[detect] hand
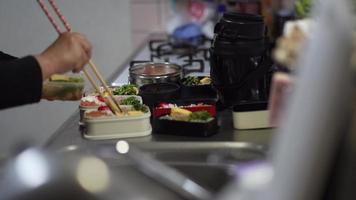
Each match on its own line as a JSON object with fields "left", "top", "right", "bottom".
{"left": 35, "top": 32, "right": 92, "bottom": 79}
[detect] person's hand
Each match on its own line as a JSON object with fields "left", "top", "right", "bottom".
{"left": 35, "top": 32, "right": 92, "bottom": 79}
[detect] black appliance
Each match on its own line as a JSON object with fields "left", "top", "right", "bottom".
{"left": 210, "top": 12, "right": 273, "bottom": 107}
{"left": 235, "top": 0, "right": 262, "bottom": 15}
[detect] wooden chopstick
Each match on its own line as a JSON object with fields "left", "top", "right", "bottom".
{"left": 83, "top": 70, "right": 121, "bottom": 115}
{"left": 45, "top": 0, "right": 122, "bottom": 113}
{"left": 37, "top": 0, "right": 122, "bottom": 115}
{"left": 46, "top": 0, "right": 120, "bottom": 107}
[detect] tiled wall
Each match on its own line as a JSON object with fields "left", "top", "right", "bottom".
{"left": 131, "top": 0, "right": 171, "bottom": 48}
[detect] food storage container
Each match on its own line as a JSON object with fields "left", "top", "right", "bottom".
{"left": 79, "top": 105, "right": 99, "bottom": 124}
{"left": 232, "top": 101, "right": 271, "bottom": 130}
{"left": 139, "top": 82, "right": 181, "bottom": 108}
{"left": 152, "top": 103, "right": 218, "bottom": 137}
{"left": 83, "top": 111, "right": 152, "bottom": 140}
{"left": 153, "top": 118, "right": 218, "bottom": 137}
{"left": 42, "top": 74, "right": 84, "bottom": 101}
{"left": 180, "top": 76, "right": 218, "bottom": 100}
{"left": 153, "top": 103, "right": 216, "bottom": 118}
{"left": 79, "top": 95, "right": 143, "bottom": 123}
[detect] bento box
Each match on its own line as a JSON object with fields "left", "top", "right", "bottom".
{"left": 79, "top": 94, "right": 143, "bottom": 123}
{"left": 83, "top": 109, "right": 152, "bottom": 140}
{"left": 232, "top": 101, "right": 271, "bottom": 130}
{"left": 152, "top": 102, "right": 219, "bottom": 137}
{"left": 42, "top": 74, "right": 84, "bottom": 101}
{"left": 180, "top": 76, "right": 218, "bottom": 101}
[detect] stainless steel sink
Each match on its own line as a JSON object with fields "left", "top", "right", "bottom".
{"left": 141, "top": 142, "right": 266, "bottom": 164}
{"left": 168, "top": 163, "right": 235, "bottom": 193}
{"left": 80, "top": 142, "right": 266, "bottom": 163}
{"left": 56, "top": 142, "right": 266, "bottom": 199}
{"left": 106, "top": 162, "right": 235, "bottom": 200}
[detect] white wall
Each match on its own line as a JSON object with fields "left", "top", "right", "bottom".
{"left": 0, "top": 0, "right": 132, "bottom": 156}
{"left": 130, "top": 0, "right": 170, "bottom": 48}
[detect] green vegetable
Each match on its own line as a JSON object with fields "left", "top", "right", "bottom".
{"left": 49, "top": 74, "right": 84, "bottom": 83}
{"left": 189, "top": 111, "right": 212, "bottom": 122}
{"left": 113, "top": 84, "right": 138, "bottom": 95}
{"left": 182, "top": 76, "right": 200, "bottom": 86}
{"left": 67, "top": 77, "right": 84, "bottom": 83}
{"left": 295, "top": 0, "right": 313, "bottom": 18}
{"left": 120, "top": 96, "right": 148, "bottom": 113}
{"left": 133, "top": 103, "right": 149, "bottom": 113}
{"left": 120, "top": 96, "right": 140, "bottom": 105}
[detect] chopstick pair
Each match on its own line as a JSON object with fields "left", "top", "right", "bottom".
{"left": 36, "top": 0, "right": 122, "bottom": 115}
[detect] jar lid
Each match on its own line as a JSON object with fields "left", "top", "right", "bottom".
{"left": 214, "top": 12, "right": 266, "bottom": 40}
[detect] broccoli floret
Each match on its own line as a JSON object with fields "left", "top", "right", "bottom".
{"left": 189, "top": 111, "right": 212, "bottom": 122}
{"left": 113, "top": 84, "right": 138, "bottom": 95}
{"left": 120, "top": 96, "right": 140, "bottom": 105}
{"left": 183, "top": 76, "right": 200, "bottom": 86}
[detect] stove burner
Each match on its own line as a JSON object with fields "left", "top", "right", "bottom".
{"left": 178, "top": 55, "right": 205, "bottom": 75}
{"left": 150, "top": 54, "right": 170, "bottom": 62}
{"left": 149, "top": 36, "right": 211, "bottom": 60}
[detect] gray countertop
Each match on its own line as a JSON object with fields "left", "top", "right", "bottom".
{"left": 45, "top": 108, "right": 274, "bottom": 151}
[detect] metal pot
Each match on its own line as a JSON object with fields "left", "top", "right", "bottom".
{"left": 129, "top": 62, "right": 182, "bottom": 87}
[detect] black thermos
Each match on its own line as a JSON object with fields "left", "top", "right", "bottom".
{"left": 210, "top": 12, "right": 272, "bottom": 107}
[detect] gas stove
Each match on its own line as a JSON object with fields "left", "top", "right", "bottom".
{"left": 112, "top": 35, "right": 212, "bottom": 86}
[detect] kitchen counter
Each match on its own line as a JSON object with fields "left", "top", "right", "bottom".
{"left": 45, "top": 108, "right": 274, "bottom": 151}
{"left": 45, "top": 33, "right": 274, "bottom": 152}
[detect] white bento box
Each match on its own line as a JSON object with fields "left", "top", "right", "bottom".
{"left": 79, "top": 95, "right": 143, "bottom": 123}
{"left": 82, "top": 111, "right": 152, "bottom": 140}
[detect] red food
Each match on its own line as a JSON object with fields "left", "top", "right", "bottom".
{"left": 157, "top": 102, "right": 170, "bottom": 108}
{"left": 85, "top": 111, "right": 110, "bottom": 118}
{"left": 97, "top": 95, "right": 105, "bottom": 102}
{"left": 80, "top": 101, "right": 98, "bottom": 107}
{"left": 98, "top": 106, "right": 111, "bottom": 111}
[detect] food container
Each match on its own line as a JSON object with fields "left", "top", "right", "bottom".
{"left": 79, "top": 105, "right": 99, "bottom": 124}
{"left": 154, "top": 118, "right": 218, "bottom": 137}
{"left": 42, "top": 74, "right": 84, "bottom": 101}
{"left": 83, "top": 111, "right": 152, "bottom": 140}
{"left": 153, "top": 103, "right": 218, "bottom": 137}
{"left": 139, "top": 83, "right": 181, "bottom": 108}
{"left": 79, "top": 95, "right": 143, "bottom": 122}
{"left": 114, "top": 95, "right": 143, "bottom": 112}
{"left": 153, "top": 103, "right": 216, "bottom": 118}
{"left": 180, "top": 76, "right": 218, "bottom": 100}
{"left": 233, "top": 101, "right": 271, "bottom": 130}
{"left": 129, "top": 62, "right": 182, "bottom": 86}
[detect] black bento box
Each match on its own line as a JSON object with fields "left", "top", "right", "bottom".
{"left": 152, "top": 102, "right": 219, "bottom": 137}
{"left": 180, "top": 76, "right": 218, "bottom": 101}
{"left": 153, "top": 118, "right": 219, "bottom": 137}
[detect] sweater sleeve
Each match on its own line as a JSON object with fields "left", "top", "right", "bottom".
{"left": 0, "top": 56, "right": 43, "bottom": 109}
{"left": 0, "top": 51, "right": 18, "bottom": 61}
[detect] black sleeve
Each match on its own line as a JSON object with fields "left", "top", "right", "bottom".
{"left": 0, "top": 51, "right": 18, "bottom": 61}
{"left": 0, "top": 56, "right": 43, "bottom": 109}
